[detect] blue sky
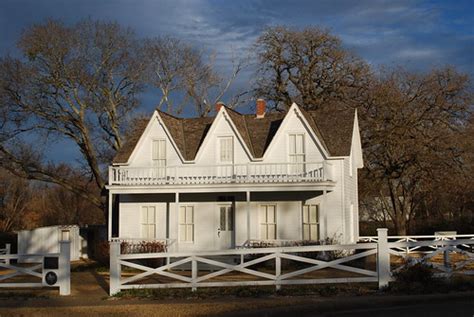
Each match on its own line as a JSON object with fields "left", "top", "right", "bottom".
{"left": 1, "top": 0, "right": 473, "bottom": 162}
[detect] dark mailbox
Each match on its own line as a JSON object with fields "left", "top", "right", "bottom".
{"left": 44, "top": 256, "right": 59, "bottom": 270}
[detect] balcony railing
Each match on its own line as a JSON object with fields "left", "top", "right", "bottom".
{"left": 109, "top": 161, "right": 333, "bottom": 186}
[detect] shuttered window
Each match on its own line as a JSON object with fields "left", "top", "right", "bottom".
{"left": 219, "top": 137, "right": 233, "bottom": 163}
{"left": 260, "top": 205, "right": 276, "bottom": 240}
{"left": 141, "top": 206, "right": 156, "bottom": 239}
{"left": 303, "top": 205, "right": 320, "bottom": 241}
{"left": 152, "top": 139, "right": 166, "bottom": 167}
{"left": 179, "top": 206, "right": 194, "bottom": 242}
{"left": 289, "top": 134, "right": 305, "bottom": 174}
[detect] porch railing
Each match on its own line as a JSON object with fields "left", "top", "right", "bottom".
{"left": 109, "top": 161, "right": 333, "bottom": 186}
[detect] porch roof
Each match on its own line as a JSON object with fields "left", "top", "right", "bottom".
{"left": 106, "top": 181, "right": 336, "bottom": 195}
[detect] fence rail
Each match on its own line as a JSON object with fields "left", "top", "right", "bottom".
{"left": 109, "top": 161, "right": 333, "bottom": 186}
{"left": 109, "top": 237, "right": 380, "bottom": 295}
{"left": 109, "top": 229, "right": 474, "bottom": 295}
{"left": 0, "top": 244, "right": 11, "bottom": 265}
{"left": 359, "top": 234, "right": 474, "bottom": 255}
{"left": 0, "top": 241, "right": 71, "bottom": 295}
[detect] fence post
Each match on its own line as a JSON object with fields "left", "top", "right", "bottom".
{"left": 376, "top": 228, "right": 390, "bottom": 289}
{"left": 5, "top": 243, "right": 11, "bottom": 265}
{"left": 443, "top": 244, "right": 450, "bottom": 272}
{"left": 191, "top": 255, "right": 197, "bottom": 292}
{"left": 275, "top": 251, "right": 281, "bottom": 291}
{"left": 59, "top": 240, "right": 71, "bottom": 296}
{"left": 109, "top": 240, "right": 121, "bottom": 296}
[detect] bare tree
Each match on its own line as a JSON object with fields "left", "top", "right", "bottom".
{"left": 146, "top": 37, "right": 248, "bottom": 117}
{"left": 0, "top": 169, "right": 32, "bottom": 232}
{"left": 0, "top": 19, "right": 146, "bottom": 209}
{"left": 361, "top": 67, "right": 472, "bottom": 234}
{"left": 254, "top": 26, "right": 371, "bottom": 110}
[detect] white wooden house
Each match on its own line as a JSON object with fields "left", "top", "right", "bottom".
{"left": 106, "top": 100, "right": 363, "bottom": 251}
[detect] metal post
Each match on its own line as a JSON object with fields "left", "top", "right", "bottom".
{"left": 377, "top": 228, "right": 390, "bottom": 289}
{"left": 109, "top": 240, "right": 121, "bottom": 296}
{"left": 5, "top": 243, "right": 11, "bottom": 265}
{"left": 59, "top": 241, "right": 71, "bottom": 296}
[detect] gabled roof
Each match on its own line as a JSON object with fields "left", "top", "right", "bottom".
{"left": 113, "top": 103, "right": 356, "bottom": 164}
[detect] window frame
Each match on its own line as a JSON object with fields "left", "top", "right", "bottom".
{"left": 218, "top": 136, "right": 234, "bottom": 164}
{"left": 140, "top": 205, "right": 157, "bottom": 239}
{"left": 179, "top": 205, "right": 195, "bottom": 243}
{"left": 259, "top": 204, "right": 277, "bottom": 240}
{"left": 152, "top": 138, "right": 167, "bottom": 167}
{"left": 302, "top": 204, "right": 320, "bottom": 241}
{"left": 288, "top": 133, "right": 306, "bottom": 174}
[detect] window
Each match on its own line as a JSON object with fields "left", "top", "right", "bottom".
{"left": 260, "top": 205, "right": 276, "bottom": 240}
{"left": 289, "top": 133, "right": 305, "bottom": 174}
{"left": 219, "top": 137, "right": 233, "bottom": 163}
{"left": 303, "top": 205, "right": 320, "bottom": 241}
{"left": 179, "top": 206, "right": 194, "bottom": 242}
{"left": 219, "top": 205, "right": 234, "bottom": 231}
{"left": 141, "top": 206, "right": 156, "bottom": 239}
{"left": 152, "top": 139, "right": 166, "bottom": 167}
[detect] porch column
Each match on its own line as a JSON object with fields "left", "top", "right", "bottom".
{"left": 108, "top": 192, "right": 113, "bottom": 241}
{"left": 246, "top": 191, "right": 250, "bottom": 242}
{"left": 323, "top": 189, "right": 328, "bottom": 238}
{"left": 175, "top": 192, "right": 180, "bottom": 251}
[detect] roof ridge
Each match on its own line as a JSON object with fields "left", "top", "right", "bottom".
{"left": 156, "top": 108, "right": 183, "bottom": 120}
{"left": 222, "top": 106, "right": 242, "bottom": 116}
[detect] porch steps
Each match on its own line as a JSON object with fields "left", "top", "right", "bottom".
{"left": 169, "top": 255, "right": 242, "bottom": 271}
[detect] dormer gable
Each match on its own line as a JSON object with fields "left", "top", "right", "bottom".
{"left": 112, "top": 101, "right": 361, "bottom": 165}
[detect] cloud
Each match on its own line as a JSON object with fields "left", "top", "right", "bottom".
{"left": 396, "top": 48, "right": 440, "bottom": 59}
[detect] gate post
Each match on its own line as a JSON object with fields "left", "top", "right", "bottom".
{"left": 59, "top": 240, "right": 71, "bottom": 296}
{"left": 109, "top": 240, "right": 121, "bottom": 296}
{"left": 5, "top": 243, "right": 11, "bottom": 265}
{"left": 376, "top": 228, "right": 390, "bottom": 289}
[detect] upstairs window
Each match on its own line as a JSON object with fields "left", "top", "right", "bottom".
{"left": 289, "top": 133, "right": 305, "bottom": 174}
{"left": 218, "top": 136, "right": 233, "bottom": 164}
{"left": 152, "top": 139, "right": 166, "bottom": 167}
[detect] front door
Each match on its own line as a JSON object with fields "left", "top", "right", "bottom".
{"left": 216, "top": 204, "right": 234, "bottom": 249}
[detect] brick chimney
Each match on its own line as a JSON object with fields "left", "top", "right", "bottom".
{"left": 256, "top": 99, "right": 266, "bottom": 118}
{"left": 215, "top": 101, "right": 225, "bottom": 113}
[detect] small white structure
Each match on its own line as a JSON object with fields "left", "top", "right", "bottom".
{"left": 107, "top": 100, "right": 364, "bottom": 251}
{"left": 17, "top": 225, "right": 86, "bottom": 262}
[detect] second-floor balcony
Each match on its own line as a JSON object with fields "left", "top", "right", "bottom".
{"left": 108, "top": 162, "right": 334, "bottom": 186}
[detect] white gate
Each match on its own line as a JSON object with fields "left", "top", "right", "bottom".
{"left": 0, "top": 241, "right": 71, "bottom": 295}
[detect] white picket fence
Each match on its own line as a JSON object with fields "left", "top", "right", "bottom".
{"left": 109, "top": 229, "right": 474, "bottom": 295}
{"left": 0, "top": 241, "right": 71, "bottom": 295}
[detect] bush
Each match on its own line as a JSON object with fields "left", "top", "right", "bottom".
{"left": 94, "top": 240, "right": 110, "bottom": 266}
{"left": 388, "top": 263, "right": 437, "bottom": 293}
